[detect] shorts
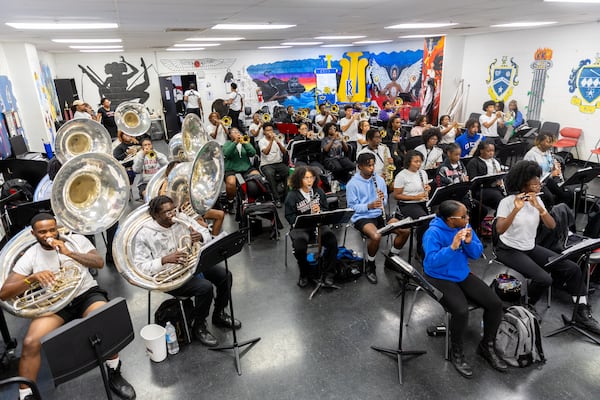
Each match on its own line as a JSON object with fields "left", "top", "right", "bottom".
{"left": 56, "top": 286, "right": 109, "bottom": 323}
{"left": 353, "top": 216, "right": 385, "bottom": 233}
{"left": 224, "top": 168, "right": 257, "bottom": 179}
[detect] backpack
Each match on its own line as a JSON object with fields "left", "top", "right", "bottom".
{"left": 335, "top": 246, "right": 362, "bottom": 282}
{"left": 495, "top": 305, "right": 546, "bottom": 367}
{"left": 154, "top": 298, "right": 194, "bottom": 345}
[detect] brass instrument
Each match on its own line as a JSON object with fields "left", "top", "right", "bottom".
{"left": 359, "top": 111, "right": 369, "bottom": 120}
{"left": 394, "top": 98, "right": 403, "bottom": 107}
{"left": 33, "top": 174, "right": 53, "bottom": 202}
{"left": 368, "top": 105, "right": 377, "bottom": 114}
{"left": 392, "top": 129, "right": 402, "bottom": 141}
{"left": 317, "top": 131, "right": 325, "bottom": 139}
{"left": 380, "top": 128, "right": 387, "bottom": 139}
{"left": 168, "top": 133, "right": 186, "bottom": 161}
{"left": 240, "top": 135, "right": 251, "bottom": 144}
{"left": 54, "top": 119, "right": 113, "bottom": 164}
{"left": 181, "top": 113, "right": 209, "bottom": 161}
{"left": 114, "top": 101, "right": 151, "bottom": 137}
{"left": 342, "top": 135, "right": 350, "bottom": 142}
{"left": 261, "top": 113, "right": 271, "bottom": 123}
{"left": 330, "top": 104, "right": 339, "bottom": 114}
{"left": 221, "top": 115, "right": 232, "bottom": 128}
{"left": 503, "top": 111, "right": 515, "bottom": 126}
{"left": 277, "top": 134, "right": 285, "bottom": 142}
{"left": 120, "top": 145, "right": 141, "bottom": 165}
{"left": 382, "top": 146, "right": 396, "bottom": 186}
{"left": 144, "top": 165, "right": 168, "bottom": 202}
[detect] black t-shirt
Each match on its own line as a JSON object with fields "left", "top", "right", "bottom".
{"left": 98, "top": 107, "right": 117, "bottom": 137}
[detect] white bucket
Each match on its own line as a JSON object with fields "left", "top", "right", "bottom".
{"left": 140, "top": 324, "right": 167, "bottom": 362}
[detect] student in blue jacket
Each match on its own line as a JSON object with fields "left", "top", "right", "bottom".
{"left": 423, "top": 200, "right": 506, "bottom": 378}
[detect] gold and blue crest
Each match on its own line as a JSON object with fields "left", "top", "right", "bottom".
{"left": 486, "top": 56, "right": 519, "bottom": 102}
{"left": 569, "top": 56, "right": 600, "bottom": 114}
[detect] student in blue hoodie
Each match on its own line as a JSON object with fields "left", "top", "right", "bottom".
{"left": 346, "top": 153, "right": 409, "bottom": 284}
{"left": 423, "top": 200, "right": 506, "bottom": 379}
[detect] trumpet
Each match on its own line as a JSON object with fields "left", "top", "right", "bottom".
{"left": 330, "top": 104, "right": 339, "bottom": 114}
{"left": 120, "top": 145, "right": 141, "bottom": 164}
{"left": 147, "top": 150, "right": 156, "bottom": 159}
{"left": 380, "top": 128, "right": 387, "bottom": 139}
{"left": 359, "top": 111, "right": 369, "bottom": 120}
{"left": 293, "top": 109, "right": 310, "bottom": 121}
{"left": 368, "top": 105, "right": 377, "bottom": 114}
{"left": 394, "top": 98, "right": 403, "bottom": 107}
{"left": 221, "top": 116, "right": 232, "bottom": 128}
{"left": 277, "top": 134, "right": 285, "bottom": 142}
{"left": 317, "top": 131, "right": 325, "bottom": 139}
{"left": 261, "top": 113, "right": 271, "bottom": 123}
{"left": 240, "top": 135, "right": 251, "bottom": 144}
{"left": 342, "top": 135, "right": 350, "bottom": 142}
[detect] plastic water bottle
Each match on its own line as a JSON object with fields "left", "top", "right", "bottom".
{"left": 165, "top": 322, "right": 179, "bottom": 355}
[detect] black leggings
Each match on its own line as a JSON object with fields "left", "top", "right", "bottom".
{"left": 426, "top": 273, "right": 503, "bottom": 345}
{"left": 495, "top": 241, "right": 585, "bottom": 304}
{"left": 290, "top": 227, "right": 338, "bottom": 277}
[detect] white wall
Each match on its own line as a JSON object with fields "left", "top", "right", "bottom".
{"left": 439, "top": 36, "right": 466, "bottom": 121}
{"left": 460, "top": 22, "right": 600, "bottom": 159}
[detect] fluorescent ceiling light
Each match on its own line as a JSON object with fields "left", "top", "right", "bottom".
{"left": 212, "top": 24, "right": 295, "bottom": 30}
{"left": 258, "top": 46, "right": 292, "bottom": 49}
{"left": 69, "top": 45, "right": 123, "bottom": 49}
{"left": 281, "top": 41, "right": 323, "bottom": 46}
{"left": 353, "top": 40, "right": 393, "bottom": 44}
{"left": 315, "top": 35, "right": 366, "bottom": 40}
{"left": 166, "top": 47, "right": 205, "bottom": 51}
{"left": 491, "top": 21, "right": 557, "bottom": 27}
{"left": 399, "top": 34, "right": 446, "bottom": 38}
{"left": 52, "top": 38, "right": 122, "bottom": 43}
{"left": 385, "top": 22, "right": 457, "bottom": 29}
{"left": 544, "top": 0, "right": 600, "bottom": 2}
{"left": 185, "top": 37, "right": 244, "bottom": 41}
{"left": 174, "top": 43, "right": 220, "bottom": 47}
{"left": 321, "top": 44, "right": 355, "bottom": 48}
{"left": 80, "top": 49, "right": 124, "bottom": 53}
{"left": 7, "top": 22, "right": 118, "bottom": 30}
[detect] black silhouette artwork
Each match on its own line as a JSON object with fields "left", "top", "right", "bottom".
{"left": 78, "top": 56, "right": 151, "bottom": 105}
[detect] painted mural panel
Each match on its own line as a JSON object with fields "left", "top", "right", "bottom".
{"left": 0, "top": 75, "right": 22, "bottom": 158}
{"left": 526, "top": 48, "right": 553, "bottom": 121}
{"left": 568, "top": 56, "right": 600, "bottom": 114}
{"left": 420, "top": 36, "right": 445, "bottom": 124}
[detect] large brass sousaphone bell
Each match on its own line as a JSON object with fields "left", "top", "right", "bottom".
{"left": 181, "top": 113, "right": 209, "bottom": 161}
{"left": 54, "top": 119, "right": 113, "bottom": 164}
{"left": 115, "top": 101, "right": 151, "bottom": 137}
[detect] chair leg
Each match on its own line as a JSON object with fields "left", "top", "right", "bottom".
{"left": 147, "top": 290, "right": 152, "bottom": 325}
{"left": 546, "top": 287, "right": 551, "bottom": 309}
{"left": 362, "top": 236, "right": 367, "bottom": 273}
{"left": 178, "top": 300, "right": 192, "bottom": 344}
{"left": 444, "top": 312, "right": 450, "bottom": 361}
{"left": 284, "top": 232, "right": 289, "bottom": 268}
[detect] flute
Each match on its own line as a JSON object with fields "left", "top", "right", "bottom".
{"left": 372, "top": 176, "right": 386, "bottom": 220}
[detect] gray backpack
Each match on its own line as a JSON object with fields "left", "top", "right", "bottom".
{"left": 495, "top": 305, "right": 546, "bottom": 367}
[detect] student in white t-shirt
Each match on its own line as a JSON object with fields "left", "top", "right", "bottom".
{"left": 184, "top": 83, "right": 203, "bottom": 118}
{"left": 414, "top": 128, "right": 444, "bottom": 172}
{"left": 479, "top": 100, "right": 503, "bottom": 141}
{"left": 249, "top": 113, "right": 264, "bottom": 142}
{"left": 205, "top": 112, "right": 229, "bottom": 145}
{"left": 314, "top": 103, "right": 337, "bottom": 134}
{"left": 438, "top": 114, "right": 460, "bottom": 145}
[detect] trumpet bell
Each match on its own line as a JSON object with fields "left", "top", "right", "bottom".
{"left": 221, "top": 116, "right": 232, "bottom": 128}
{"left": 394, "top": 98, "right": 403, "bottom": 107}
{"left": 261, "top": 113, "right": 271, "bottom": 123}
{"left": 51, "top": 153, "right": 130, "bottom": 235}
{"left": 181, "top": 114, "right": 209, "bottom": 160}
{"left": 54, "top": 119, "right": 112, "bottom": 164}
{"left": 330, "top": 104, "right": 339, "bottom": 113}
{"left": 190, "top": 141, "right": 225, "bottom": 215}
{"left": 115, "top": 101, "right": 151, "bottom": 137}
{"left": 240, "top": 135, "right": 251, "bottom": 144}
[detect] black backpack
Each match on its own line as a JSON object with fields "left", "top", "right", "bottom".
{"left": 154, "top": 298, "right": 194, "bottom": 344}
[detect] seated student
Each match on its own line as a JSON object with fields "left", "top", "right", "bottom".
{"left": 223, "top": 127, "right": 261, "bottom": 210}
{"left": 423, "top": 200, "right": 506, "bottom": 378}
{"left": 288, "top": 122, "right": 325, "bottom": 173}
{"left": 321, "top": 122, "right": 355, "bottom": 184}
{"left": 383, "top": 115, "right": 405, "bottom": 171}
{"left": 356, "top": 119, "right": 370, "bottom": 149}
{"left": 410, "top": 115, "right": 431, "bottom": 137}
{"left": 455, "top": 119, "right": 482, "bottom": 158}
{"left": 378, "top": 99, "right": 400, "bottom": 124}
{"left": 113, "top": 130, "right": 139, "bottom": 184}
{"left": 466, "top": 140, "right": 505, "bottom": 210}
{"left": 414, "top": 128, "right": 444, "bottom": 172}
{"left": 347, "top": 153, "right": 410, "bottom": 284}
{"left": 356, "top": 128, "right": 394, "bottom": 183}
{"left": 479, "top": 100, "right": 504, "bottom": 143}
{"left": 434, "top": 143, "right": 488, "bottom": 232}
{"left": 259, "top": 122, "right": 289, "bottom": 208}
{"left": 284, "top": 166, "right": 338, "bottom": 288}
{"left": 438, "top": 114, "right": 460, "bottom": 146}
{"left": 205, "top": 111, "right": 229, "bottom": 145}
{"left": 281, "top": 105, "right": 303, "bottom": 124}
{"left": 507, "top": 99, "right": 524, "bottom": 130}
{"left": 132, "top": 137, "right": 169, "bottom": 199}
{"left": 314, "top": 103, "right": 337, "bottom": 135}
{"left": 248, "top": 113, "right": 265, "bottom": 142}
{"left": 495, "top": 161, "right": 600, "bottom": 334}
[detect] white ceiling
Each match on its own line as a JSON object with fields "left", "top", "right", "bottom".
{"left": 0, "top": 0, "right": 598, "bottom": 53}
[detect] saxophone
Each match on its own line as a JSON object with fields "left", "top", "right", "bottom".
{"left": 382, "top": 145, "right": 396, "bottom": 186}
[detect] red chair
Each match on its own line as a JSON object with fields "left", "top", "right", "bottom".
{"left": 553, "top": 127, "right": 582, "bottom": 159}
{"left": 584, "top": 138, "right": 600, "bottom": 167}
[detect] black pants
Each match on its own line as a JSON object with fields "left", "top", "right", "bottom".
{"left": 396, "top": 202, "right": 430, "bottom": 258}
{"left": 228, "top": 109, "right": 243, "bottom": 132}
{"left": 545, "top": 178, "right": 573, "bottom": 208}
{"left": 495, "top": 241, "right": 585, "bottom": 304}
{"left": 476, "top": 187, "right": 504, "bottom": 211}
{"left": 323, "top": 157, "right": 355, "bottom": 184}
{"left": 427, "top": 273, "right": 503, "bottom": 345}
{"left": 167, "top": 263, "right": 231, "bottom": 321}
{"left": 261, "top": 162, "right": 289, "bottom": 201}
{"left": 290, "top": 227, "right": 338, "bottom": 278}
{"left": 185, "top": 108, "right": 201, "bottom": 118}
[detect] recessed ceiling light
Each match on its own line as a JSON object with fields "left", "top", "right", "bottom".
{"left": 185, "top": 37, "right": 244, "bottom": 41}
{"left": 321, "top": 44, "right": 355, "bottom": 48}
{"left": 491, "top": 21, "right": 557, "bottom": 27}
{"left": 7, "top": 22, "right": 118, "bottom": 30}
{"left": 174, "top": 43, "right": 220, "bottom": 47}
{"left": 258, "top": 46, "right": 292, "bottom": 49}
{"left": 353, "top": 40, "right": 393, "bottom": 44}
{"left": 166, "top": 47, "right": 205, "bottom": 51}
{"left": 399, "top": 34, "right": 446, "bottom": 38}
{"left": 212, "top": 24, "right": 295, "bottom": 30}
{"left": 281, "top": 41, "right": 323, "bottom": 46}
{"left": 315, "top": 35, "right": 366, "bottom": 40}
{"left": 79, "top": 49, "right": 124, "bottom": 53}
{"left": 544, "top": 0, "right": 600, "bottom": 3}
{"left": 385, "top": 22, "right": 457, "bottom": 29}
{"left": 69, "top": 45, "right": 123, "bottom": 49}
{"left": 52, "top": 38, "right": 122, "bottom": 43}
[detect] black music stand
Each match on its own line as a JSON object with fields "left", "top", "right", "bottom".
{"left": 41, "top": 298, "right": 134, "bottom": 400}
{"left": 293, "top": 208, "right": 355, "bottom": 300}
{"left": 378, "top": 214, "right": 435, "bottom": 264}
{"left": 203, "top": 230, "right": 260, "bottom": 375}
{"left": 560, "top": 167, "right": 600, "bottom": 213}
{"left": 427, "top": 182, "right": 471, "bottom": 209}
{"left": 372, "top": 254, "right": 443, "bottom": 384}
{"left": 290, "top": 140, "right": 322, "bottom": 165}
{"left": 544, "top": 237, "right": 600, "bottom": 345}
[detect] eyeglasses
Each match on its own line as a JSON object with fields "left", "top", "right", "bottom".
{"left": 449, "top": 215, "right": 469, "bottom": 220}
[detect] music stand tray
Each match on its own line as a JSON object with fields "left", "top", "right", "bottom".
{"left": 377, "top": 214, "right": 435, "bottom": 264}
{"left": 41, "top": 297, "right": 134, "bottom": 400}
{"left": 289, "top": 140, "right": 322, "bottom": 164}
{"left": 544, "top": 237, "right": 600, "bottom": 345}
{"left": 560, "top": 167, "right": 600, "bottom": 188}
{"left": 469, "top": 173, "right": 506, "bottom": 192}
{"left": 201, "top": 230, "right": 261, "bottom": 375}
{"left": 427, "top": 182, "right": 471, "bottom": 209}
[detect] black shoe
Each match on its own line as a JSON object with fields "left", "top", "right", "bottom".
{"left": 477, "top": 340, "right": 508, "bottom": 372}
{"left": 450, "top": 344, "right": 473, "bottom": 379}
{"left": 297, "top": 276, "right": 309, "bottom": 288}
{"left": 192, "top": 320, "right": 218, "bottom": 347}
{"left": 323, "top": 273, "right": 335, "bottom": 287}
{"left": 212, "top": 311, "right": 242, "bottom": 330}
{"left": 23, "top": 395, "right": 35, "bottom": 400}
{"left": 366, "top": 261, "right": 377, "bottom": 284}
{"left": 106, "top": 361, "right": 136, "bottom": 399}
{"left": 573, "top": 304, "right": 600, "bottom": 335}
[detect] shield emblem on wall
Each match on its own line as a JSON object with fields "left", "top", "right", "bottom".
{"left": 486, "top": 57, "right": 519, "bottom": 102}
{"left": 577, "top": 64, "right": 600, "bottom": 104}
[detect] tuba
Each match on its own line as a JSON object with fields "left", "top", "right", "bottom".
{"left": 114, "top": 101, "right": 151, "bottom": 137}
{"left": 181, "top": 113, "right": 209, "bottom": 161}
{"left": 144, "top": 165, "right": 168, "bottom": 202}
{"left": 33, "top": 174, "right": 53, "bottom": 202}
{"left": 168, "top": 133, "right": 186, "bottom": 161}
{"left": 54, "top": 119, "right": 113, "bottom": 164}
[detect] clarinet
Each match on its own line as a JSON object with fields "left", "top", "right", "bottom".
{"left": 419, "top": 170, "right": 432, "bottom": 213}
{"left": 372, "top": 176, "right": 386, "bottom": 220}
{"left": 492, "top": 159, "right": 507, "bottom": 196}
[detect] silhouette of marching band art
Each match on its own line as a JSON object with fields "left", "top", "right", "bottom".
{"left": 78, "top": 56, "right": 151, "bottom": 104}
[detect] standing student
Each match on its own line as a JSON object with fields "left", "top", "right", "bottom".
{"left": 184, "top": 83, "right": 203, "bottom": 118}
{"left": 224, "top": 82, "right": 243, "bottom": 132}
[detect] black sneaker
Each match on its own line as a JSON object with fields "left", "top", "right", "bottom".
{"left": 573, "top": 304, "right": 600, "bottom": 335}
{"left": 450, "top": 344, "right": 473, "bottom": 379}
{"left": 366, "top": 261, "right": 377, "bottom": 284}
{"left": 106, "top": 361, "right": 136, "bottom": 400}
{"left": 212, "top": 310, "right": 242, "bottom": 330}
{"left": 192, "top": 320, "right": 218, "bottom": 347}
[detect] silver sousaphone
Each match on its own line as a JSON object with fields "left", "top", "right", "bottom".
{"left": 54, "top": 119, "right": 113, "bottom": 164}
{"left": 181, "top": 113, "right": 209, "bottom": 161}
{"left": 115, "top": 101, "right": 151, "bottom": 137}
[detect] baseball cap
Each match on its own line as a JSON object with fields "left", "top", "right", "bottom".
{"left": 72, "top": 100, "right": 84, "bottom": 106}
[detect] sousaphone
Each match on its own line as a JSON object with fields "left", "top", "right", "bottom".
{"left": 115, "top": 101, "right": 151, "bottom": 137}
{"left": 181, "top": 114, "right": 209, "bottom": 161}
{"left": 54, "top": 119, "right": 112, "bottom": 164}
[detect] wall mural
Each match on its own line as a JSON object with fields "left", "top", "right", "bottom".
{"left": 526, "top": 48, "right": 553, "bottom": 121}
{"left": 0, "top": 75, "right": 20, "bottom": 158}
{"left": 78, "top": 56, "right": 151, "bottom": 104}
{"left": 568, "top": 55, "right": 600, "bottom": 114}
{"left": 33, "top": 70, "right": 57, "bottom": 143}
{"left": 486, "top": 56, "right": 519, "bottom": 103}
{"left": 420, "top": 36, "right": 445, "bottom": 124}
{"left": 40, "top": 63, "right": 61, "bottom": 122}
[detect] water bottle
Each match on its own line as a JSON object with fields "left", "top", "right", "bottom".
{"left": 42, "top": 139, "right": 53, "bottom": 159}
{"left": 165, "top": 322, "right": 179, "bottom": 355}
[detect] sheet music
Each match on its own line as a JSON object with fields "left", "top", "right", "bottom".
{"left": 376, "top": 214, "right": 435, "bottom": 235}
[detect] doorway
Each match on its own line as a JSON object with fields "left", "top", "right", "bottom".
{"left": 158, "top": 74, "right": 198, "bottom": 140}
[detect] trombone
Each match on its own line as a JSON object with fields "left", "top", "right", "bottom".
{"left": 293, "top": 109, "right": 310, "bottom": 121}
{"left": 221, "top": 116, "right": 232, "bottom": 128}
